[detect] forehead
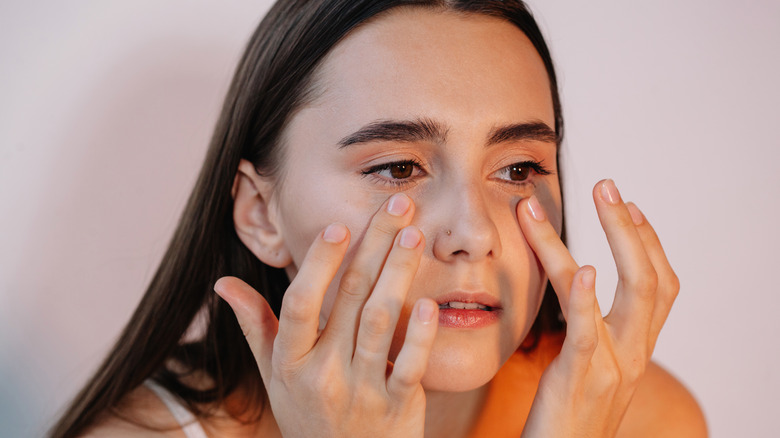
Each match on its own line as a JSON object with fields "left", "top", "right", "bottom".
{"left": 288, "top": 7, "right": 554, "bottom": 146}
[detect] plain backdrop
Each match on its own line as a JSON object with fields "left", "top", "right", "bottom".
{"left": 1, "top": 1, "right": 778, "bottom": 436}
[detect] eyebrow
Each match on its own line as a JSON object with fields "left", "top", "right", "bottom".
{"left": 486, "top": 121, "right": 557, "bottom": 146}
{"left": 338, "top": 117, "right": 448, "bottom": 148}
{"left": 337, "top": 118, "right": 557, "bottom": 149}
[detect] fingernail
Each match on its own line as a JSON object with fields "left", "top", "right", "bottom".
{"left": 399, "top": 227, "right": 421, "bottom": 248}
{"left": 417, "top": 299, "right": 436, "bottom": 323}
{"left": 387, "top": 193, "right": 411, "bottom": 216}
{"left": 626, "top": 202, "right": 644, "bottom": 225}
{"left": 581, "top": 267, "right": 596, "bottom": 289}
{"left": 323, "top": 223, "right": 348, "bottom": 243}
{"left": 526, "top": 195, "right": 546, "bottom": 221}
{"left": 600, "top": 179, "right": 621, "bottom": 205}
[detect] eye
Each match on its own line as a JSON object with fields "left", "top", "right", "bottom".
{"left": 493, "top": 160, "right": 552, "bottom": 184}
{"left": 362, "top": 159, "right": 425, "bottom": 186}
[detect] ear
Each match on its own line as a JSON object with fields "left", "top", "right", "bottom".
{"left": 232, "top": 159, "right": 292, "bottom": 268}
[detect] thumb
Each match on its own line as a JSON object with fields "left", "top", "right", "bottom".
{"left": 214, "top": 276, "right": 278, "bottom": 384}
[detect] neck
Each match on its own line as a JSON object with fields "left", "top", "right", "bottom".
{"left": 423, "top": 383, "right": 489, "bottom": 438}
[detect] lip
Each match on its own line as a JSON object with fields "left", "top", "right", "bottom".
{"left": 435, "top": 291, "right": 502, "bottom": 329}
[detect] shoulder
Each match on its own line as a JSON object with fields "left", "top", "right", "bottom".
{"left": 79, "top": 384, "right": 186, "bottom": 438}
{"left": 617, "top": 360, "right": 708, "bottom": 437}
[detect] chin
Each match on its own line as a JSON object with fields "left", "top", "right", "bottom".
{"left": 418, "top": 330, "right": 509, "bottom": 392}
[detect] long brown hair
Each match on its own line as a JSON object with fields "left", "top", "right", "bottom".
{"left": 49, "top": 1, "right": 565, "bottom": 436}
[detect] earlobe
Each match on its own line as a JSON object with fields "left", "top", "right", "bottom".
{"left": 232, "top": 159, "right": 292, "bottom": 268}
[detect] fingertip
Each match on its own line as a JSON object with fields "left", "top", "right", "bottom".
{"left": 626, "top": 202, "right": 645, "bottom": 225}
{"left": 399, "top": 226, "right": 424, "bottom": 249}
{"left": 415, "top": 298, "right": 438, "bottom": 324}
{"left": 528, "top": 195, "right": 547, "bottom": 221}
{"left": 579, "top": 266, "right": 596, "bottom": 290}
{"left": 594, "top": 178, "right": 621, "bottom": 205}
{"left": 323, "top": 222, "right": 349, "bottom": 243}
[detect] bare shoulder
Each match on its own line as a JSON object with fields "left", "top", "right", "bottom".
{"left": 79, "top": 385, "right": 185, "bottom": 438}
{"left": 617, "top": 360, "right": 708, "bottom": 437}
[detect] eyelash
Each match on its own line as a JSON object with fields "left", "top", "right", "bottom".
{"left": 361, "top": 159, "right": 552, "bottom": 188}
{"left": 494, "top": 160, "right": 553, "bottom": 185}
{"left": 361, "top": 159, "right": 426, "bottom": 187}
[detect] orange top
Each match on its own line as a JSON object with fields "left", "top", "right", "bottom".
{"left": 468, "top": 333, "right": 564, "bottom": 437}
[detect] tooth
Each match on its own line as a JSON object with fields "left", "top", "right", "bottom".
{"left": 444, "top": 302, "right": 487, "bottom": 310}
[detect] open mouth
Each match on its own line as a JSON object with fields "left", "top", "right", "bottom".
{"left": 438, "top": 301, "right": 494, "bottom": 311}
{"left": 435, "top": 295, "right": 502, "bottom": 329}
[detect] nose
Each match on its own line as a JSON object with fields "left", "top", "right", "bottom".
{"left": 431, "top": 181, "right": 502, "bottom": 262}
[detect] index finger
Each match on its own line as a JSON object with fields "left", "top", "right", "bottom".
{"left": 517, "top": 195, "right": 579, "bottom": 318}
{"left": 275, "top": 222, "right": 350, "bottom": 366}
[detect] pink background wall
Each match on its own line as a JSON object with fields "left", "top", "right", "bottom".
{"left": 1, "top": 1, "right": 778, "bottom": 436}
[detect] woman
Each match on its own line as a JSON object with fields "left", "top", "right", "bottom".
{"left": 50, "top": 0, "right": 707, "bottom": 436}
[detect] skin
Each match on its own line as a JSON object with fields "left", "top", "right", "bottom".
{"left": 80, "top": 7, "right": 708, "bottom": 438}
{"left": 270, "top": 8, "right": 560, "bottom": 392}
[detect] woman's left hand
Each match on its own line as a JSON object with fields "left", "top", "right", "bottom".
{"left": 517, "top": 179, "right": 680, "bottom": 437}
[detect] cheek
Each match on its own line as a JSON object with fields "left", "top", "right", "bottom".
{"left": 277, "top": 182, "right": 385, "bottom": 326}
{"left": 534, "top": 180, "right": 563, "bottom": 234}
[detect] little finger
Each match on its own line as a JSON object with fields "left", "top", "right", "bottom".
{"left": 387, "top": 298, "right": 438, "bottom": 400}
{"left": 625, "top": 202, "right": 680, "bottom": 352}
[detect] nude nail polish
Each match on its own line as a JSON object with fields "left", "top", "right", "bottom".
{"left": 527, "top": 195, "right": 546, "bottom": 221}
{"left": 399, "top": 227, "right": 421, "bottom": 248}
{"left": 626, "top": 203, "right": 644, "bottom": 225}
{"left": 600, "top": 179, "right": 621, "bottom": 205}
{"left": 418, "top": 299, "right": 435, "bottom": 323}
{"left": 323, "top": 223, "right": 348, "bottom": 243}
{"left": 387, "top": 193, "right": 411, "bottom": 216}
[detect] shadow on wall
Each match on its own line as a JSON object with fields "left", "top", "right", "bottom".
{"left": 4, "top": 37, "right": 236, "bottom": 436}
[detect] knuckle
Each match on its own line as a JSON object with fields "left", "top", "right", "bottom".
{"left": 300, "top": 359, "right": 343, "bottom": 402}
{"left": 595, "top": 364, "right": 622, "bottom": 393}
{"left": 624, "top": 268, "right": 658, "bottom": 299}
{"left": 572, "top": 332, "right": 598, "bottom": 354}
{"left": 361, "top": 304, "right": 393, "bottom": 336}
{"left": 371, "top": 220, "right": 400, "bottom": 239}
{"left": 615, "top": 213, "right": 635, "bottom": 229}
{"left": 273, "top": 353, "right": 301, "bottom": 382}
{"left": 385, "top": 255, "right": 418, "bottom": 272}
{"left": 622, "top": 357, "right": 647, "bottom": 386}
{"left": 391, "top": 368, "right": 418, "bottom": 389}
{"left": 666, "top": 271, "right": 681, "bottom": 301}
{"left": 280, "top": 291, "right": 316, "bottom": 323}
{"left": 338, "top": 270, "right": 369, "bottom": 301}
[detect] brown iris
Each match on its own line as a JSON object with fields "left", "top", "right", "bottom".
{"left": 508, "top": 164, "right": 530, "bottom": 181}
{"left": 390, "top": 162, "right": 414, "bottom": 179}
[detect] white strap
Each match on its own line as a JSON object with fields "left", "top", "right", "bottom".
{"left": 144, "top": 380, "right": 209, "bottom": 438}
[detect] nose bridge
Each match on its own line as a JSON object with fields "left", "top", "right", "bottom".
{"left": 432, "top": 174, "right": 502, "bottom": 261}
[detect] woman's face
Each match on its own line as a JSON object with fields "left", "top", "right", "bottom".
{"left": 271, "top": 8, "right": 561, "bottom": 391}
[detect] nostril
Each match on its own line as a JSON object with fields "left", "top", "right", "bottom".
{"left": 452, "top": 249, "right": 465, "bottom": 256}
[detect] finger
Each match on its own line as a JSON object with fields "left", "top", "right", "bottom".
{"left": 352, "top": 226, "right": 424, "bottom": 383}
{"left": 275, "top": 223, "right": 350, "bottom": 365}
{"left": 557, "top": 266, "right": 599, "bottom": 379}
{"left": 387, "top": 298, "right": 438, "bottom": 399}
{"left": 214, "top": 276, "right": 279, "bottom": 383}
{"left": 517, "top": 195, "right": 579, "bottom": 318}
{"left": 625, "top": 203, "right": 680, "bottom": 353}
{"left": 594, "top": 180, "right": 657, "bottom": 342}
{"left": 322, "top": 193, "right": 415, "bottom": 353}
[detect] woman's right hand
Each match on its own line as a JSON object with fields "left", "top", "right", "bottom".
{"left": 214, "top": 193, "right": 438, "bottom": 438}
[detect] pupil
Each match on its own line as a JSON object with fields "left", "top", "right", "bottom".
{"left": 390, "top": 163, "right": 413, "bottom": 179}
{"left": 510, "top": 165, "right": 529, "bottom": 181}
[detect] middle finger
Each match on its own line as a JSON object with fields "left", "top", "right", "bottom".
{"left": 321, "top": 193, "right": 415, "bottom": 355}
